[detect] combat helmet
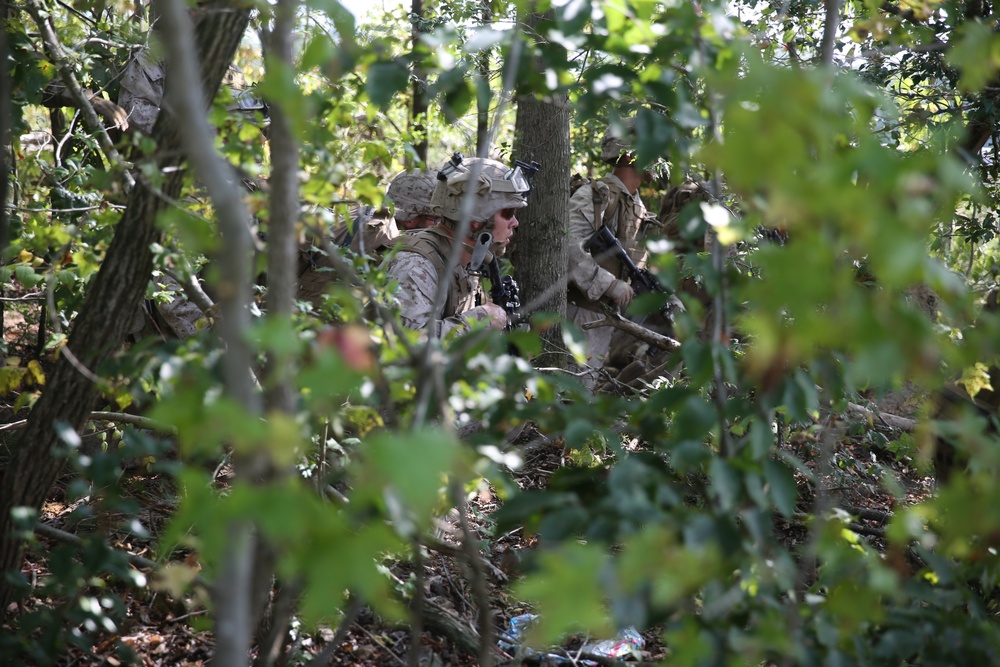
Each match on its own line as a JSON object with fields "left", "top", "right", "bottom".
{"left": 386, "top": 170, "right": 437, "bottom": 223}
{"left": 600, "top": 117, "right": 638, "bottom": 164}
{"left": 431, "top": 155, "right": 530, "bottom": 226}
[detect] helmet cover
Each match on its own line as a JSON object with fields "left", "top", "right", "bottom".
{"left": 386, "top": 170, "right": 437, "bottom": 222}
{"left": 431, "top": 157, "right": 528, "bottom": 224}
{"left": 600, "top": 117, "right": 638, "bottom": 163}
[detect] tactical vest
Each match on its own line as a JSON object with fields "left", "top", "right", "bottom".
{"left": 592, "top": 177, "right": 648, "bottom": 278}
{"left": 397, "top": 227, "right": 481, "bottom": 320}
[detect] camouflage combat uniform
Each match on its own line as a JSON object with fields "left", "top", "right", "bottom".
{"left": 567, "top": 174, "right": 650, "bottom": 378}
{"left": 385, "top": 227, "right": 492, "bottom": 336}
{"left": 385, "top": 157, "right": 529, "bottom": 335}
{"left": 119, "top": 55, "right": 253, "bottom": 339}
{"left": 297, "top": 171, "right": 438, "bottom": 305}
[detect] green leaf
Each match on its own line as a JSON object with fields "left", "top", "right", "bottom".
{"left": 366, "top": 61, "right": 410, "bottom": 109}
{"left": 54, "top": 420, "right": 82, "bottom": 449}
{"left": 14, "top": 264, "right": 41, "bottom": 288}
{"left": 357, "top": 429, "right": 465, "bottom": 529}
{"left": 564, "top": 418, "right": 595, "bottom": 449}
{"left": 946, "top": 21, "right": 1000, "bottom": 93}
{"left": 764, "top": 459, "right": 798, "bottom": 519}
{"left": 514, "top": 542, "right": 612, "bottom": 645}
{"left": 709, "top": 458, "right": 741, "bottom": 511}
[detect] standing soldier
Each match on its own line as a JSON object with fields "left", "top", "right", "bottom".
{"left": 566, "top": 119, "right": 658, "bottom": 387}
{"left": 386, "top": 157, "right": 530, "bottom": 336}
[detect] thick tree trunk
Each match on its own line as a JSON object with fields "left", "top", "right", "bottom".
{"left": 410, "top": 0, "right": 428, "bottom": 166}
{"left": 0, "top": 0, "right": 250, "bottom": 614}
{"left": 510, "top": 8, "right": 570, "bottom": 368}
{"left": 475, "top": 0, "right": 493, "bottom": 156}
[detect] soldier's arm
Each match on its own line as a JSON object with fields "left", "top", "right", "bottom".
{"left": 386, "top": 253, "right": 490, "bottom": 336}
{"left": 42, "top": 81, "right": 129, "bottom": 131}
{"left": 567, "top": 185, "right": 616, "bottom": 301}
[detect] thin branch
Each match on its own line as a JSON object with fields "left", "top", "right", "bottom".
{"left": 10, "top": 204, "right": 126, "bottom": 213}
{"left": 157, "top": 3, "right": 257, "bottom": 666}
{"left": 34, "top": 521, "right": 211, "bottom": 595}
{"left": 303, "top": 595, "right": 364, "bottom": 667}
{"left": 845, "top": 402, "right": 916, "bottom": 432}
{"left": 579, "top": 311, "right": 680, "bottom": 350}
{"left": 820, "top": 0, "right": 841, "bottom": 67}
{"left": 162, "top": 267, "right": 215, "bottom": 313}
{"left": 452, "top": 480, "right": 493, "bottom": 667}
{"left": 0, "top": 410, "right": 175, "bottom": 434}
{"left": 24, "top": 0, "right": 134, "bottom": 190}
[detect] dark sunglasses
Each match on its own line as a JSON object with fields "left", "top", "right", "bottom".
{"left": 499, "top": 208, "right": 518, "bottom": 220}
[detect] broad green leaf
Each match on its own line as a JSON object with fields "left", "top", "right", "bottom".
{"left": 515, "top": 542, "right": 611, "bottom": 645}
{"left": 365, "top": 61, "right": 409, "bottom": 110}
{"left": 946, "top": 21, "right": 1000, "bottom": 93}
{"left": 709, "top": 458, "right": 742, "bottom": 511}
{"left": 357, "top": 429, "right": 465, "bottom": 529}
{"left": 764, "top": 459, "right": 798, "bottom": 519}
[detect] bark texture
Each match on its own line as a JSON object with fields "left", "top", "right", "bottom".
{"left": 0, "top": 0, "right": 250, "bottom": 614}
{"left": 510, "top": 8, "right": 570, "bottom": 367}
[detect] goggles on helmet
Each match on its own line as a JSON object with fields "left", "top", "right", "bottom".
{"left": 500, "top": 166, "right": 531, "bottom": 194}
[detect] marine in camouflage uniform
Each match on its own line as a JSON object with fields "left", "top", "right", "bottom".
{"left": 385, "top": 157, "right": 529, "bottom": 336}
{"left": 297, "top": 170, "right": 439, "bottom": 304}
{"left": 567, "top": 119, "right": 657, "bottom": 388}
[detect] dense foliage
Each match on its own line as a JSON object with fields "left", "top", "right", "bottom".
{"left": 3, "top": 0, "right": 1000, "bottom": 664}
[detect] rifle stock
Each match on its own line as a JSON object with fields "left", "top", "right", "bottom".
{"left": 584, "top": 225, "right": 673, "bottom": 317}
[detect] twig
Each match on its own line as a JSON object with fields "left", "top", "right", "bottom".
{"left": 303, "top": 595, "right": 363, "bottom": 667}
{"left": 0, "top": 411, "right": 174, "bottom": 434}
{"left": 423, "top": 534, "right": 508, "bottom": 583}
{"left": 579, "top": 311, "right": 680, "bottom": 350}
{"left": 167, "top": 609, "right": 209, "bottom": 623}
{"left": 34, "top": 521, "right": 160, "bottom": 572}
{"left": 352, "top": 619, "right": 407, "bottom": 666}
{"left": 845, "top": 402, "right": 916, "bottom": 432}
{"left": 408, "top": 538, "right": 425, "bottom": 667}
{"left": 840, "top": 505, "right": 892, "bottom": 523}
{"left": 452, "top": 480, "right": 493, "bottom": 666}
{"left": 0, "top": 293, "right": 44, "bottom": 302}
{"left": 24, "top": 0, "right": 135, "bottom": 190}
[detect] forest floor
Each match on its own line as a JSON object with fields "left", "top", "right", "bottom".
{"left": 0, "top": 300, "right": 937, "bottom": 666}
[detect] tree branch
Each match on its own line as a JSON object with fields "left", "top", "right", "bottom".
{"left": 579, "top": 311, "right": 680, "bottom": 350}
{"left": 24, "top": 0, "right": 135, "bottom": 190}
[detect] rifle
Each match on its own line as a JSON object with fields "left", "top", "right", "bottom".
{"left": 469, "top": 232, "right": 521, "bottom": 331}
{"left": 584, "top": 225, "right": 674, "bottom": 318}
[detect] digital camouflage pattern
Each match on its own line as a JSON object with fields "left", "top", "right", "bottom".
{"left": 385, "top": 225, "right": 494, "bottom": 335}
{"left": 599, "top": 118, "right": 637, "bottom": 163}
{"left": 386, "top": 170, "right": 437, "bottom": 222}
{"left": 386, "top": 157, "right": 528, "bottom": 334}
{"left": 566, "top": 173, "right": 651, "bottom": 386}
{"left": 118, "top": 50, "right": 165, "bottom": 135}
{"left": 431, "top": 157, "right": 527, "bottom": 224}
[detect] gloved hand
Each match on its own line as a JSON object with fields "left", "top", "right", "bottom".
{"left": 604, "top": 279, "right": 634, "bottom": 309}
{"left": 88, "top": 94, "right": 129, "bottom": 132}
{"left": 480, "top": 302, "right": 509, "bottom": 330}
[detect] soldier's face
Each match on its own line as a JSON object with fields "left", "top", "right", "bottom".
{"left": 398, "top": 215, "right": 439, "bottom": 231}
{"left": 491, "top": 208, "right": 519, "bottom": 248}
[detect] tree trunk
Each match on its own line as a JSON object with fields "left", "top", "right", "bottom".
{"left": 475, "top": 0, "right": 493, "bottom": 156}
{"left": 510, "top": 8, "right": 570, "bottom": 368}
{"left": 0, "top": 16, "right": 11, "bottom": 350}
{"left": 0, "top": 0, "right": 250, "bottom": 615}
{"left": 410, "top": 0, "right": 428, "bottom": 166}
